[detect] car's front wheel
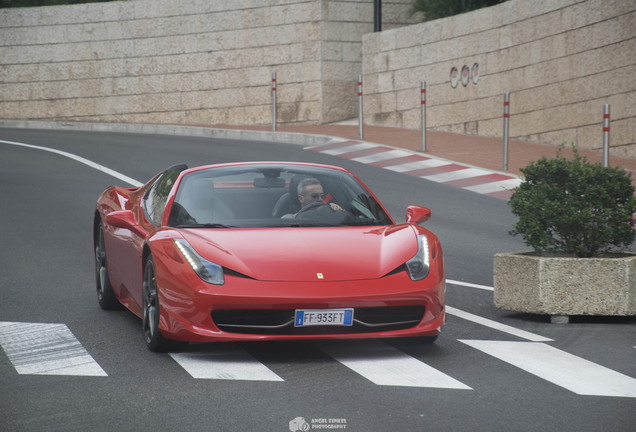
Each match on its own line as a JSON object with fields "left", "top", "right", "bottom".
{"left": 142, "top": 255, "right": 186, "bottom": 352}
{"left": 95, "top": 221, "right": 121, "bottom": 310}
{"left": 421, "top": 335, "right": 438, "bottom": 344}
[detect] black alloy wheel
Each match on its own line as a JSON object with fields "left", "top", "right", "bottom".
{"left": 95, "top": 222, "right": 121, "bottom": 310}
{"left": 142, "top": 255, "right": 186, "bottom": 352}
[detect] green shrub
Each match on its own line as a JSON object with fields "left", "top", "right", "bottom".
{"left": 409, "top": 0, "right": 506, "bottom": 22}
{"left": 508, "top": 147, "right": 636, "bottom": 258}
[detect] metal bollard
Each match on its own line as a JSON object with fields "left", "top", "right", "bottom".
{"left": 602, "top": 104, "right": 610, "bottom": 167}
{"left": 421, "top": 81, "right": 427, "bottom": 152}
{"left": 358, "top": 75, "right": 363, "bottom": 139}
{"left": 502, "top": 92, "right": 510, "bottom": 171}
{"left": 271, "top": 72, "right": 277, "bottom": 132}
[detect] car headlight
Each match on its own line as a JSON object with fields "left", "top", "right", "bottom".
{"left": 173, "top": 239, "right": 225, "bottom": 285}
{"left": 405, "top": 234, "right": 430, "bottom": 281}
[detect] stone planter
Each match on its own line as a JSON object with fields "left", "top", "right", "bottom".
{"left": 494, "top": 252, "right": 636, "bottom": 322}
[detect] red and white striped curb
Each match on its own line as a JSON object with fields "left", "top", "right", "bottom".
{"left": 307, "top": 140, "right": 521, "bottom": 200}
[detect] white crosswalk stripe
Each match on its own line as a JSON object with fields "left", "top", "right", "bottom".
{"left": 169, "top": 347, "right": 283, "bottom": 381}
{"left": 0, "top": 322, "right": 107, "bottom": 376}
{"left": 460, "top": 340, "right": 636, "bottom": 398}
{"left": 317, "top": 340, "right": 471, "bottom": 389}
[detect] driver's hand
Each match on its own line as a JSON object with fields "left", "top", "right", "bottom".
{"left": 329, "top": 203, "right": 343, "bottom": 211}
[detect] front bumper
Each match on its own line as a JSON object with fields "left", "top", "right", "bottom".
{"left": 154, "top": 263, "right": 445, "bottom": 342}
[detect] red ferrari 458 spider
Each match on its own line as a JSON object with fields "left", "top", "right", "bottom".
{"left": 94, "top": 162, "right": 445, "bottom": 351}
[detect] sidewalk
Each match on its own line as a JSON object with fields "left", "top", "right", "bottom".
{"left": 220, "top": 122, "right": 636, "bottom": 178}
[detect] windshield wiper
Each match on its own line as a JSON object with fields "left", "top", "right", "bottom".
{"left": 176, "top": 223, "right": 234, "bottom": 228}
{"left": 288, "top": 222, "right": 341, "bottom": 227}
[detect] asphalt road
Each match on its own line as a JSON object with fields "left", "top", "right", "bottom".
{"left": 1, "top": 127, "right": 635, "bottom": 432}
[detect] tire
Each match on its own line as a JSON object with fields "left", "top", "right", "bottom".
{"left": 142, "top": 255, "right": 187, "bottom": 352}
{"left": 95, "top": 221, "right": 121, "bottom": 310}
{"left": 421, "top": 335, "right": 438, "bottom": 344}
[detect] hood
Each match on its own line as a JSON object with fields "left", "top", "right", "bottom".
{"left": 181, "top": 225, "right": 418, "bottom": 282}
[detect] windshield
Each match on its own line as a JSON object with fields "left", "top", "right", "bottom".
{"left": 167, "top": 164, "right": 393, "bottom": 228}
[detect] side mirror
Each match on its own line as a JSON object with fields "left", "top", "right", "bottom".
{"left": 405, "top": 206, "right": 431, "bottom": 224}
{"left": 105, "top": 210, "right": 147, "bottom": 237}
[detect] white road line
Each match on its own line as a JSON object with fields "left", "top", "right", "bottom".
{"left": 0, "top": 322, "right": 107, "bottom": 376}
{"left": 320, "top": 142, "right": 376, "bottom": 155}
{"left": 317, "top": 340, "right": 471, "bottom": 389}
{"left": 460, "top": 340, "right": 636, "bottom": 398}
{"left": 446, "top": 279, "right": 494, "bottom": 291}
{"left": 0, "top": 139, "right": 142, "bottom": 187}
{"left": 385, "top": 158, "right": 447, "bottom": 173}
{"left": 351, "top": 149, "right": 411, "bottom": 163}
{"left": 446, "top": 306, "right": 553, "bottom": 342}
{"left": 169, "top": 346, "right": 283, "bottom": 381}
{"left": 422, "top": 168, "right": 489, "bottom": 183}
{"left": 445, "top": 281, "right": 554, "bottom": 342}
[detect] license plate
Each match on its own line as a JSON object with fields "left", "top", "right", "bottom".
{"left": 294, "top": 308, "right": 354, "bottom": 327}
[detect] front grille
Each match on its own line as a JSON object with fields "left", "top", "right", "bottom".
{"left": 211, "top": 305, "right": 425, "bottom": 335}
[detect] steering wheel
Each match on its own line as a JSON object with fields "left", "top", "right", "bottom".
{"left": 295, "top": 201, "right": 332, "bottom": 218}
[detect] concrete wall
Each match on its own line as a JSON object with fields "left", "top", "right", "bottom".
{"left": 0, "top": 0, "right": 415, "bottom": 127}
{"left": 362, "top": 0, "right": 636, "bottom": 157}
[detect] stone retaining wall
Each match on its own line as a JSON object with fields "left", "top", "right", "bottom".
{"left": 1, "top": 0, "right": 634, "bottom": 157}
{"left": 0, "top": 0, "right": 415, "bottom": 126}
{"left": 362, "top": 0, "right": 635, "bottom": 157}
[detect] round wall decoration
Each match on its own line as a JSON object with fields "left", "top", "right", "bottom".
{"left": 471, "top": 63, "right": 479, "bottom": 84}
{"left": 450, "top": 67, "right": 459, "bottom": 88}
{"left": 461, "top": 65, "right": 470, "bottom": 86}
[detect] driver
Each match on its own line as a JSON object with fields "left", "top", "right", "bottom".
{"left": 280, "top": 178, "right": 344, "bottom": 219}
{"left": 297, "top": 178, "right": 343, "bottom": 211}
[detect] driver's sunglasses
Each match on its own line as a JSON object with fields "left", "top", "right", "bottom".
{"left": 309, "top": 193, "right": 326, "bottom": 199}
